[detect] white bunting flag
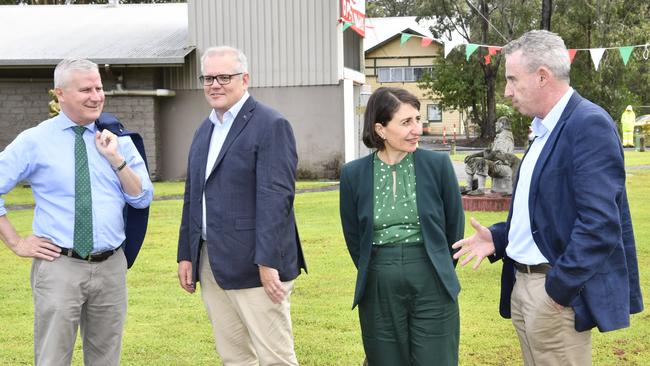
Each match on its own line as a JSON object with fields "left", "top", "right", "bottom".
{"left": 589, "top": 48, "right": 606, "bottom": 71}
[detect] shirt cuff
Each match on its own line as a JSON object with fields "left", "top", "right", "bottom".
{"left": 123, "top": 187, "right": 153, "bottom": 209}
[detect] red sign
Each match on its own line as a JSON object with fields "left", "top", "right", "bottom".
{"left": 341, "top": 0, "right": 366, "bottom": 37}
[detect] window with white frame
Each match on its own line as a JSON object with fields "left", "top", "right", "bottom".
{"left": 377, "top": 66, "right": 432, "bottom": 82}
{"left": 427, "top": 104, "right": 442, "bottom": 122}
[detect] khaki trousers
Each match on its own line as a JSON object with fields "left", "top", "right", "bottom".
{"left": 30, "top": 248, "right": 127, "bottom": 366}
{"left": 511, "top": 271, "right": 591, "bottom": 366}
{"left": 199, "top": 244, "right": 298, "bottom": 366}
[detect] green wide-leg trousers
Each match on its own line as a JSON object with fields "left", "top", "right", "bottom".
{"left": 359, "top": 243, "right": 459, "bottom": 366}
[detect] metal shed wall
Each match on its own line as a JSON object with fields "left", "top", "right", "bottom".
{"left": 178, "top": 0, "right": 340, "bottom": 89}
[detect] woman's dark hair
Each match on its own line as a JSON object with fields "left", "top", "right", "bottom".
{"left": 362, "top": 87, "right": 421, "bottom": 150}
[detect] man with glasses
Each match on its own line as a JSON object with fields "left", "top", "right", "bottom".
{"left": 177, "top": 46, "right": 306, "bottom": 365}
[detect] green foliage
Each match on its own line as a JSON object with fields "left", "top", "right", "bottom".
{"left": 415, "top": 0, "right": 650, "bottom": 141}
{"left": 414, "top": 0, "right": 538, "bottom": 138}
{"left": 366, "top": 0, "right": 418, "bottom": 17}
{"left": 554, "top": 0, "right": 650, "bottom": 124}
{"left": 419, "top": 51, "right": 487, "bottom": 135}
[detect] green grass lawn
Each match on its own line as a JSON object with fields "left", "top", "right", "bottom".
{"left": 1, "top": 169, "right": 649, "bottom": 364}
{"left": 1, "top": 180, "right": 338, "bottom": 207}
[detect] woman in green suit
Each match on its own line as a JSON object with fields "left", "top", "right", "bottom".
{"left": 340, "top": 87, "right": 464, "bottom": 366}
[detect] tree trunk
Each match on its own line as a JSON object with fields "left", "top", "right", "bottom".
{"left": 484, "top": 68, "right": 497, "bottom": 138}
{"left": 541, "top": 0, "right": 553, "bottom": 30}
{"left": 477, "top": 0, "right": 497, "bottom": 139}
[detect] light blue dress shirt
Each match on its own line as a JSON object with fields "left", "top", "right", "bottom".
{"left": 201, "top": 91, "right": 250, "bottom": 240}
{"left": 506, "top": 87, "right": 574, "bottom": 264}
{"left": 0, "top": 111, "right": 154, "bottom": 253}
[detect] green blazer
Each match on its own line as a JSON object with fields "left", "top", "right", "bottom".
{"left": 339, "top": 148, "right": 465, "bottom": 308}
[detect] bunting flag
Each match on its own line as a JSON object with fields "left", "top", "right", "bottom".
{"left": 445, "top": 43, "right": 456, "bottom": 58}
{"left": 390, "top": 31, "right": 647, "bottom": 71}
{"left": 465, "top": 44, "right": 479, "bottom": 61}
{"left": 342, "top": 22, "right": 353, "bottom": 32}
{"left": 589, "top": 48, "right": 606, "bottom": 71}
{"left": 619, "top": 46, "right": 634, "bottom": 65}
{"left": 484, "top": 46, "right": 501, "bottom": 65}
{"left": 488, "top": 47, "right": 500, "bottom": 55}
{"left": 568, "top": 49, "right": 578, "bottom": 64}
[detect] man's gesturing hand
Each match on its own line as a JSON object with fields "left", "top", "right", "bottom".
{"left": 452, "top": 217, "right": 496, "bottom": 270}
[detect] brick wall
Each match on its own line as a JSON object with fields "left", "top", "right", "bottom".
{"left": 0, "top": 81, "right": 51, "bottom": 149}
{"left": 104, "top": 96, "right": 159, "bottom": 179}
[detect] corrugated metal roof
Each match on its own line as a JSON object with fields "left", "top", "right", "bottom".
{"left": 0, "top": 4, "right": 194, "bottom": 67}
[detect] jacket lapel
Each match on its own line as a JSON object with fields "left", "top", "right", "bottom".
{"left": 195, "top": 118, "right": 214, "bottom": 186}
{"left": 206, "top": 97, "right": 257, "bottom": 180}
{"left": 528, "top": 91, "right": 582, "bottom": 216}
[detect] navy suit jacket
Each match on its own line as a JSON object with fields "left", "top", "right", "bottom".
{"left": 340, "top": 149, "right": 465, "bottom": 308}
{"left": 489, "top": 91, "right": 643, "bottom": 332}
{"left": 177, "top": 96, "right": 306, "bottom": 289}
{"left": 95, "top": 112, "right": 149, "bottom": 269}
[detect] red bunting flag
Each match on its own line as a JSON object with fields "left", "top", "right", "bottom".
{"left": 568, "top": 49, "right": 577, "bottom": 64}
{"left": 484, "top": 55, "right": 491, "bottom": 65}
{"left": 421, "top": 37, "right": 433, "bottom": 47}
{"left": 488, "top": 46, "right": 501, "bottom": 55}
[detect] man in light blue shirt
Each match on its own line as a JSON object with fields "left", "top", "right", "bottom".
{"left": 452, "top": 31, "right": 642, "bottom": 365}
{"left": 0, "top": 58, "right": 153, "bottom": 366}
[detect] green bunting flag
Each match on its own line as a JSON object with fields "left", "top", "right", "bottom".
{"left": 389, "top": 27, "right": 645, "bottom": 71}
{"left": 619, "top": 46, "right": 634, "bottom": 65}
{"left": 465, "top": 44, "right": 479, "bottom": 61}
{"left": 342, "top": 22, "right": 353, "bottom": 31}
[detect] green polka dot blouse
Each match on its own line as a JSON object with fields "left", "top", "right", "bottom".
{"left": 372, "top": 152, "right": 422, "bottom": 246}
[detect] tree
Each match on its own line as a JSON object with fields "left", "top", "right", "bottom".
{"left": 540, "top": 0, "right": 552, "bottom": 30}
{"left": 366, "top": 0, "right": 418, "bottom": 17}
{"left": 554, "top": 0, "right": 650, "bottom": 125}
{"left": 419, "top": 50, "right": 485, "bottom": 134}
{"left": 415, "top": 0, "right": 537, "bottom": 139}
{"left": 416, "top": 0, "right": 649, "bottom": 141}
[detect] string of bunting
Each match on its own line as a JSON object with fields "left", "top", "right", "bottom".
{"left": 398, "top": 32, "right": 649, "bottom": 70}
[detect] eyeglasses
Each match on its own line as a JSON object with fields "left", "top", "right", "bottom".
{"left": 199, "top": 73, "right": 244, "bottom": 86}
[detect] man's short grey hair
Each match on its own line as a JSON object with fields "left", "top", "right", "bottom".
{"left": 200, "top": 46, "right": 248, "bottom": 75}
{"left": 503, "top": 30, "right": 570, "bottom": 82}
{"left": 54, "top": 58, "right": 99, "bottom": 88}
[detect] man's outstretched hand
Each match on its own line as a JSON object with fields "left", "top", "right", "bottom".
{"left": 452, "top": 217, "right": 496, "bottom": 270}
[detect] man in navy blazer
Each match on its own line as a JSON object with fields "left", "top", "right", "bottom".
{"left": 453, "top": 30, "right": 642, "bottom": 365}
{"left": 176, "top": 46, "right": 306, "bottom": 365}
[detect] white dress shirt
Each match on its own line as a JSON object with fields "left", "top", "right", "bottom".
{"left": 506, "top": 87, "right": 574, "bottom": 264}
{"left": 202, "top": 92, "right": 250, "bottom": 239}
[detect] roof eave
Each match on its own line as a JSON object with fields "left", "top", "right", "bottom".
{"left": 0, "top": 47, "right": 196, "bottom": 68}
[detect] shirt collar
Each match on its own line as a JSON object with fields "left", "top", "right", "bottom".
{"left": 209, "top": 91, "right": 250, "bottom": 126}
{"left": 531, "top": 87, "right": 574, "bottom": 138}
{"left": 54, "top": 111, "right": 98, "bottom": 132}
